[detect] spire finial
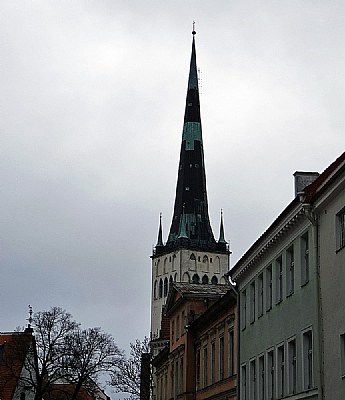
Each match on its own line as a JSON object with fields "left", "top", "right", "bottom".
{"left": 218, "top": 209, "right": 227, "bottom": 244}
{"left": 156, "top": 213, "right": 164, "bottom": 247}
{"left": 192, "top": 21, "right": 196, "bottom": 36}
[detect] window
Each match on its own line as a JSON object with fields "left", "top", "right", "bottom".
{"left": 180, "top": 357, "right": 184, "bottom": 394}
{"left": 288, "top": 338, "right": 297, "bottom": 394}
{"left": 241, "top": 364, "right": 247, "bottom": 400}
{"left": 196, "top": 349, "right": 201, "bottom": 389}
{"left": 171, "top": 320, "right": 175, "bottom": 343}
{"left": 250, "top": 281, "right": 256, "bottom": 323}
{"left": 250, "top": 359, "right": 256, "bottom": 400}
{"left": 203, "top": 347, "right": 208, "bottom": 388}
{"left": 340, "top": 333, "right": 345, "bottom": 377}
{"left": 258, "top": 273, "right": 264, "bottom": 317}
{"left": 164, "top": 277, "right": 168, "bottom": 297}
{"left": 336, "top": 209, "right": 345, "bottom": 251}
{"left": 266, "top": 265, "right": 272, "bottom": 311}
{"left": 211, "top": 341, "right": 216, "bottom": 384}
{"left": 219, "top": 336, "right": 225, "bottom": 380}
{"left": 202, "top": 274, "right": 209, "bottom": 284}
{"left": 301, "top": 232, "right": 309, "bottom": 285}
{"left": 277, "top": 344, "right": 285, "bottom": 398}
{"left": 211, "top": 275, "right": 218, "bottom": 284}
{"left": 303, "top": 330, "right": 313, "bottom": 390}
{"left": 192, "top": 273, "right": 200, "bottom": 284}
{"left": 258, "top": 355, "right": 265, "bottom": 400}
{"left": 276, "top": 256, "right": 283, "bottom": 304}
{"left": 175, "top": 360, "right": 179, "bottom": 396}
{"left": 176, "top": 316, "right": 180, "bottom": 339}
{"left": 159, "top": 279, "right": 163, "bottom": 298}
{"left": 242, "top": 290, "right": 247, "bottom": 330}
{"left": 286, "top": 246, "right": 295, "bottom": 296}
{"left": 267, "top": 349, "right": 274, "bottom": 400}
{"left": 228, "top": 329, "right": 234, "bottom": 377}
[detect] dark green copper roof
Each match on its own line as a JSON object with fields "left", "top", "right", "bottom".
{"left": 155, "top": 32, "right": 227, "bottom": 255}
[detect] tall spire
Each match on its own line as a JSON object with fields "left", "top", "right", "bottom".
{"left": 165, "top": 29, "right": 217, "bottom": 251}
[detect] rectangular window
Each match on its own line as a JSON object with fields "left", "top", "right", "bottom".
{"left": 175, "top": 360, "right": 179, "bottom": 398}
{"left": 203, "top": 347, "right": 208, "bottom": 388}
{"left": 241, "top": 364, "right": 247, "bottom": 400}
{"left": 250, "top": 359, "right": 256, "bottom": 400}
{"left": 266, "top": 265, "right": 273, "bottom": 311}
{"left": 176, "top": 315, "right": 180, "bottom": 339}
{"left": 228, "top": 329, "right": 234, "bottom": 377}
{"left": 303, "top": 330, "right": 313, "bottom": 390}
{"left": 196, "top": 348, "right": 201, "bottom": 389}
{"left": 250, "top": 281, "right": 256, "bottom": 323}
{"left": 219, "top": 336, "right": 224, "bottom": 380}
{"left": 340, "top": 333, "right": 345, "bottom": 377}
{"left": 276, "top": 256, "right": 283, "bottom": 304}
{"left": 336, "top": 209, "right": 345, "bottom": 251}
{"left": 277, "top": 344, "right": 285, "bottom": 398}
{"left": 242, "top": 290, "right": 247, "bottom": 330}
{"left": 301, "top": 232, "right": 309, "bottom": 285}
{"left": 258, "top": 273, "right": 264, "bottom": 317}
{"left": 258, "top": 355, "right": 265, "bottom": 400}
{"left": 211, "top": 341, "right": 216, "bottom": 384}
{"left": 286, "top": 245, "right": 295, "bottom": 296}
{"left": 267, "top": 349, "right": 275, "bottom": 400}
{"left": 181, "top": 310, "right": 185, "bottom": 335}
{"left": 171, "top": 364, "right": 174, "bottom": 399}
{"left": 288, "top": 339, "right": 297, "bottom": 395}
{"left": 171, "top": 320, "right": 175, "bottom": 343}
{"left": 180, "top": 357, "right": 183, "bottom": 394}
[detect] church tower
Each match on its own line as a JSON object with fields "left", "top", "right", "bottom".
{"left": 150, "top": 30, "right": 230, "bottom": 350}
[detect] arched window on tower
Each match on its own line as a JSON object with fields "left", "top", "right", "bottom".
{"left": 159, "top": 279, "right": 163, "bottom": 298}
{"left": 202, "top": 275, "right": 209, "bottom": 284}
{"left": 190, "top": 253, "right": 197, "bottom": 270}
{"left": 164, "top": 277, "right": 168, "bottom": 297}
{"left": 169, "top": 276, "right": 173, "bottom": 291}
{"left": 203, "top": 255, "right": 209, "bottom": 272}
{"left": 192, "top": 274, "right": 200, "bottom": 284}
{"left": 211, "top": 276, "right": 218, "bottom": 285}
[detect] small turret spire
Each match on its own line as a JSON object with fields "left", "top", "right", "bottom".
{"left": 218, "top": 209, "right": 227, "bottom": 244}
{"left": 156, "top": 213, "right": 164, "bottom": 247}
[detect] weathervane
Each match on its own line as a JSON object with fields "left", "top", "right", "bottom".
{"left": 192, "top": 21, "right": 196, "bottom": 35}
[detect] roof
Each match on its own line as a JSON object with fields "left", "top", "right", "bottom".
{"left": 165, "top": 282, "right": 230, "bottom": 315}
{"left": 230, "top": 151, "right": 345, "bottom": 281}
{"left": 0, "top": 331, "right": 34, "bottom": 400}
{"left": 303, "top": 151, "right": 345, "bottom": 203}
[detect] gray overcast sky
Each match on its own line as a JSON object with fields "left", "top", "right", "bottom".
{"left": 1, "top": 0, "right": 344, "bottom": 387}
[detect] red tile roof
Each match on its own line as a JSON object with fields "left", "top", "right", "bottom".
{"left": 0, "top": 332, "right": 34, "bottom": 400}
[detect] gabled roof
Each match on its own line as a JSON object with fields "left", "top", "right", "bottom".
{"left": 230, "top": 151, "right": 345, "bottom": 282}
{"left": 303, "top": 151, "right": 345, "bottom": 203}
{"left": 0, "top": 331, "right": 35, "bottom": 400}
{"left": 165, "top": 282, "right": 230, "bottom": 316}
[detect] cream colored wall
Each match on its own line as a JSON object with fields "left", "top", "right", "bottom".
{"left": 151, "top": 248, "right": 229, "bottom": 340}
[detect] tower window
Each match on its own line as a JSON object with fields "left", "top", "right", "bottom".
{"left": 202, "top": 275, "right": 209, "bottom": 284}
{"left": 159, "top": 279, "right": 163, "bottom": 298}
{"left": 192, "top": 274, "right": 200, "bottom": 284}
{"left": 164, "top": 277, "right": 168, "bottom": 297}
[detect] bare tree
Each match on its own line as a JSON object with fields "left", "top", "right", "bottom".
{"left": 4, "top": 307, "right": 122, "bottom": 400}
{"left": 110, "top": 337, "right": 151, "bottom": 400}
{"left": 63, "top": 327, "right": 123, "bottom": 400}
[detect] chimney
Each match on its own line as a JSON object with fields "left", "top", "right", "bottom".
{"left": 293, "top": 171, "right": 319, "bottom": 197}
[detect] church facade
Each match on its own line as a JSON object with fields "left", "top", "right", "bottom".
{"left": 150, "top": 30, "right": 230, "bottom": 351}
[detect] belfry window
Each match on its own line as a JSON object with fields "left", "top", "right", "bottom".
{"left": 164, "top": 277, "right": 168, "bottom": 297}
{"left": 159, "top": 279, "right": 163, "bottom": 298}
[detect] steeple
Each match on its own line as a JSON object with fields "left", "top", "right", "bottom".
{"left": 162, "top": 29, "right": 223, "bottom": 253}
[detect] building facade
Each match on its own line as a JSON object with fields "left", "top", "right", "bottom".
{"left": 152, "top": 283, "right": 237, "bottom": 400}
{"left": 229, "top": 151, "right": 345, "bottom": 400}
